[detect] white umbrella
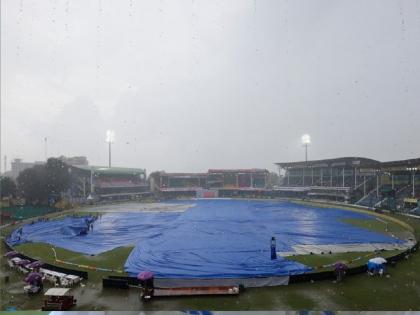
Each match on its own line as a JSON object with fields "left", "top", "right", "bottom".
{"left": 369, "top": 257, "right": 387, "bottom": 264}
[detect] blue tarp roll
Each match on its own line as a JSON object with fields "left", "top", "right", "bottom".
{"left": 7, "top": 199, "right": 403, "bottom": 278}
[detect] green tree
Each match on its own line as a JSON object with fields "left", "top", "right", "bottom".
{"left": 45, "top": 158, "right": 71, "bottom": 195}
{"left": 17, "top": 158, "right": 71, "bottom": 205}
{"left": 17, "top": 165, "right": 49, "bottom": 204}
{"left": 0, "top": 176, "right": 17, "bottom": 198}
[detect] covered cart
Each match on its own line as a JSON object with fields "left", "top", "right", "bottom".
{"left": 41, "top": 288, "right": 77, "bottom": 311}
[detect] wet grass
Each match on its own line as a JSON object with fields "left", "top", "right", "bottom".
{"left": 295, "top": 200, "right": 415, "bottom": 233}
{"left": 341, "top": 217, "right": 410, "bottom": 239}
{"left": 14, "top": 243, "right": 133, "bottom": 282}
{"left": 285, "top": 214, "right": 411, "bottom": 271}
{"left": 289, "top": 249, "right": 404, "bottom": 271}
{"left": 281, "top": 291, "right": 317, "bottom": 309}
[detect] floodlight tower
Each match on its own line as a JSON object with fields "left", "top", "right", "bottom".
{"left": 301, "top": 134, "right": 311, "bottom": 163}
{"left": 106, "top": 130, "right": 115, "bottom": 168}
{"left": 407, "top": 167, "right": 418, "bottom": 197}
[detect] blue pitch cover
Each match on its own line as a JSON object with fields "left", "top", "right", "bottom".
{"left": 7, "top": 199, "right": 402, "bottom": 278}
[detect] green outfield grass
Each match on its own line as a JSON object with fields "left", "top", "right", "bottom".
{"left": 341, "top": 217, "right": 410, "bottom": 239}
{"left": 14, "top": 243, "right": 133, "bottom": 282}
{"left": 289, "top": 249, "right": 404, "bottom": 271}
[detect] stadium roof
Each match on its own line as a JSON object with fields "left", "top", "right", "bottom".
{"left": 275, "top": 157, "right": 379, "bottom": 168}
{"left": 276, "top": 157, "right": 420, "bottom": 172}
{"left": 159, "top": 172, "right": 208, "bottom": 177}
{"left": 378, "top": 157, "right": 420, "bottom": 168}
{"left": 208, "top": 169, "right": 269, "bottom": 174}
{"left": 71, "top": 165, "right": 146, "bottom": 176}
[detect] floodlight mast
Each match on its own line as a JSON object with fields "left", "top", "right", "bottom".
{"left": 301, "top": 134, "right": 311, "bottom": 163}
{"left": 106, "top": 130, "right": 115, "bottom": 168}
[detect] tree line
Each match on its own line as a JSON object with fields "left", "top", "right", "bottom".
{"left": 0, "top": 158, "right": 71, "bottom": 205}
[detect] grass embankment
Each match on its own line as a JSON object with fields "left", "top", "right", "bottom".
{"left": 341, "top": 217, "right": 412, "bottom": 239}
{"left": 285, "top": 208, "right": 413, "bottom": 270}
{"left": 276, "top": 213, "right": 420, "bottom": 311}
{"left": 294, "top": 199, "right": 415, "bottom": 232}
{"left": 14, "top": 243, "right": 133, "bottom": 282}
{"left": 290, "top": 250, "right": 404, "bottom": 270}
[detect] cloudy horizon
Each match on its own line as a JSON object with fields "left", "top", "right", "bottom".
{"left": 2, "top": 0, "right": 420, "bottom": 173}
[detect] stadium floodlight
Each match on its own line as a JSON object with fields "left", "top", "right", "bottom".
{"left": 106, "top": 130, "right": 115, "bottom": 144}
{"left": 301, "top": 134, "right": 311, "bottom": 145}
{"left": 301, "top": 134, "right": 311, "bottom": 163}
{"left": 105, "top": 130, "right": 115, "bottom": 168}
{"left": 407, "top": 167, "right": 418, "bottom": 197}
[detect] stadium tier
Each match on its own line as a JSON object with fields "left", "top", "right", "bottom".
{"left": 276, "top": 157, "right": 420, "bottom": 210}
{"left": 64, "top": 157, "right": 419, "bottom": 209}
{"left": 151, "top": 169, "right": 270, "bottom": 198}
{"left": 68, "top": 165, "right": 149, "bottom": 202}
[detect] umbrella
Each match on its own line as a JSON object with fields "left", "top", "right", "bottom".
{"left": 137, "top": 271, "right": 154, "bottom": 281}
{"left": 27, "top": 260, "right": 44, "bottom": 269}
{"left": 25, "top": 272, "right": 42, "bottom": 284}
{"left": 334, "top": 262, "right": 348, "bottom": 271}
{"left": 4, "top": 251, "right": 18, "bottom": 258}
{"left": 15, "top": 259, "right": 31, "bottom": 266}
{"left": 369, "top": 257, "right": 387, "bottom": 265}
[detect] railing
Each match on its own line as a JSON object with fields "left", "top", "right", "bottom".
{"left": 396, "top": 185, "right": 412, "bottom": 198}
{"left": 375, "top": 197, "right": 387, "bottom": 208}
{"left": 355, "top": 186, "right": 381, "bottom": 206}
{"left": 354, "top": 178, "right": 370, "bottom": 191}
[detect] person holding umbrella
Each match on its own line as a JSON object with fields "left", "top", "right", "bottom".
{"left": 4, "top": 251, "right": 19, "bottom": 258}
{"left": 367, "top": 257, "right": 387, "bottom": 276}
{"left": 24, "top": 272, "right": 43, "bottom": 294}
{"left": 27, "top": 260, "right": 44, "bottom": 270}
{"left": 334, "top": 262, "right": 348, "bottom": 282}
{"left": 137, "top": 271, "right": 155, "bottom": 300}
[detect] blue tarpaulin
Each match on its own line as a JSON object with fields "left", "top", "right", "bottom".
{"left": 7, "top": 212, "right": 179, "bottom": 254}
{"left": 7, "top": 199, "right": 402, "bottom": 278}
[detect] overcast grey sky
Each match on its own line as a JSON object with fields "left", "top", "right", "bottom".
{"left": 2, "top": 0, "right": 420, "bottom": 173}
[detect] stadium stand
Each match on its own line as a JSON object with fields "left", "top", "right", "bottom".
{"left": 151, "top": 169, "right": 269, "bottom": 198}
{"left": 356, "top": 189, "right": 382, "bottom": 208}
{"left": 276, "top": 157, "right": 420, "bottom": 209}
{"left": 68, "top": 165, "right": 149, "bottom": 202}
